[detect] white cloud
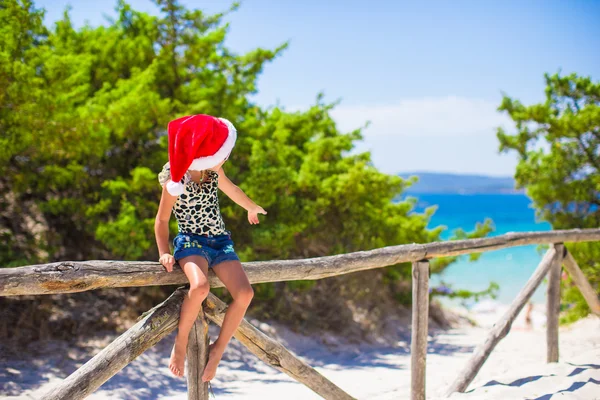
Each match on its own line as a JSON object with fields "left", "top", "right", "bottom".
{"left": 330, "top": 96, "right": 511, "bottom": 138}
{"left": 328, "top": 97, "right": 519, "bottom": 176}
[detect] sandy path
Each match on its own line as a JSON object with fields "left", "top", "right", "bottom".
{"left": 1, "top": 305, "right": 598, "bottom": 400}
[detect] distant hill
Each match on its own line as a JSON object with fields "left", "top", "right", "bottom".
{"left": 398, "top": 172, "right": 523, "bottom": 194}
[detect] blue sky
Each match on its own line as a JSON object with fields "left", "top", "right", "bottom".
{"left": 37, "top": 0, "right": 600, "bottom": 176}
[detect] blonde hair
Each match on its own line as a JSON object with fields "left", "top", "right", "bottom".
{"left": 193, "top": 169, "right": 209, "bottom": 184}
{"left": 190, "top": 169, "right": 217, "bottom": 185}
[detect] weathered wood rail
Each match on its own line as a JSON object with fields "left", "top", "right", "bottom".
{"left": 2, "top": 228, "right": 600, "bottom": 400}
{"left": 2, "top": 229, "right": 599, "bottom": 297}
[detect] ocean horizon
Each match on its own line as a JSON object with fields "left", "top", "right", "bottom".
{"left": 403, "top": 193, "right": 552, "bottom": 306}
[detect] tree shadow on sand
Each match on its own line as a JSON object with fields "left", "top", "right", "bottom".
{"left": 1, "top": 321, "right": 476, "bottom": 399}
{"left": 527, "top": 363, "right": 600, "bottom": 400}
{"left": 465, "top": 363, "right": 600, "bottom": 400}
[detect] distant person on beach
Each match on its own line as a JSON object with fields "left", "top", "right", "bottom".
{"left": 524, "top": 302, "right": 534, "bottom": 330}
{"left": 155, "top": 114, "right": 266, "bottom": 381}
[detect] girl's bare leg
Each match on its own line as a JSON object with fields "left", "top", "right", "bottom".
{"left": 202, "top": 260, "right": 254, "bottom": 382}
{"left": 169, "top": 255, "right": 210, "bottom": 377}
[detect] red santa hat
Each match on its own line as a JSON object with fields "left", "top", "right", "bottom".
{"left": 165, "top": 114, "right": 237, "bottom": 195}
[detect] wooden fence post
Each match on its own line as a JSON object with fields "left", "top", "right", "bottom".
{"left": 445, "top": 246, "right": 558, "bottom": 396}
{"left": 547, "top": 243, "right": 563, "bottom": 363}
{"left": 411, "top": 260, "right": 429, "bottom": 400}
{"left": 187, "top": 311, "right": 210, "bottom": 400}
{"left": 562, "top": 249, "right": 600, "bottom": 316}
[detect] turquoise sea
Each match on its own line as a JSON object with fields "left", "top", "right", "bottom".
{"left": 405, "top": 193, "right": 552, "bottom": 305}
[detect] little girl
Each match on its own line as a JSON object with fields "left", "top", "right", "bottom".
{"left": 154, "top": 114, "right": 266, "bottom": 382}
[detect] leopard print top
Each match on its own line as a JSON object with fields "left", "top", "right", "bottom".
{"left": 158, "top": 163, "right": 228, "bottom": 236}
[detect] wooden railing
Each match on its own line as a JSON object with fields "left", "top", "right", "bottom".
{"left": 1, "top": 228, "right": 600, "bottom": 400}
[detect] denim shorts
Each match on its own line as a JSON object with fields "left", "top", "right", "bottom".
{"left": 173, "top": 232, "right": 240, "bottom": 269}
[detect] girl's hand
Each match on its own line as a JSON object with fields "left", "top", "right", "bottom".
{"left": 159, "top": 253, "right": 176, "bottom": 272}
{"left": 248, "top": 206, "right": 267, "bottom": 225}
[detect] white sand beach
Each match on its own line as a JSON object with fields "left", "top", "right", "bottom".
{"left": 2, "top": 303, "right": 599, "bottom": 400}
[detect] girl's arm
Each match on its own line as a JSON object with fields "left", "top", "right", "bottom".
{"left": 217, "top": 167, "right": 267, "bottom": 224}
{"left": 155, "top": 186, "right": 178, "bottom": 271}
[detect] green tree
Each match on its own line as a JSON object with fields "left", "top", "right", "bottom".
{"left": 1, "top": 0, "right": 282, "bottom": 262}
{"left": 497, "top": 72, "right": 600, "bottom": 322}
{"left": 1, "top": 0, "right": 493, "bottom": 334}
{"left": 0, "top": 0, "right": 49, "bottom": 266}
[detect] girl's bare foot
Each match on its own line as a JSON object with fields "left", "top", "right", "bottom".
{"left": 169, "top": 339, "right": 187, "bottom": 377}
{"left": 202, "top": 342, "right": 225, "bottom": 382}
